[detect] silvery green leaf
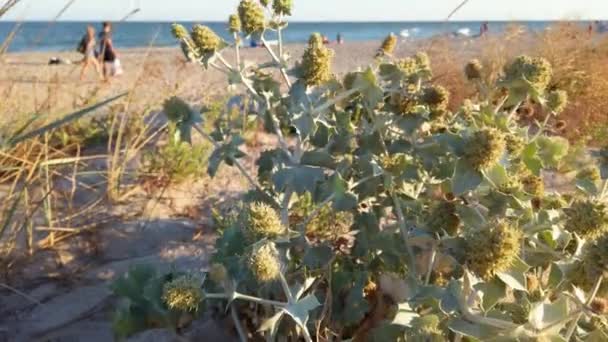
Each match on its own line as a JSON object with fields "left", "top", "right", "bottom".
{"left": 575, "top": 177, "right": 598, "bottom": 196}
{"left": 486, "top": 164, "right": 509, "bottom": 188}
{"left": 396, "top": 115, "right": 425, "bottom": 135}
{"left": 353, "top": 67, "right": 384, "bottom": 109}
{"left": 258, "top": 310, "right": 284, "bottom": 334}
{"left": 303, "top": 244, "right": 333, "bottom": 269}
{"left": 300, "top": 150, "right": 337, "bottom": 169}
{"left": 475, "top": 277, "right": 506, "bottom": 311}
{"left": 522, "top": 142, "right": 543, "bottom": 176}
{"left": 292, "top": 277, "right": 317, "bottom": 300}
{"left": 456, "top": 204, "right": 485, "bottom": 229}
{"left": 390, "top": 302, "right": 419, "bottom": 327}
{"left": 496, "top": 256, "right": 530, "bottom": 292}
{"left": 293, "top": 111, "right": 315, "bottom": 138}
{"left": 528, "top": 296, "right": 569, "bottom": 332}
{"left": 536, "top": 136, "right": 569, "bottom": 168}
{"left": 272, "top": 166, "right": 324, "bottom": 194}
{"left": 316, "top": 173, "right": 358, "bottom": 211}
{"left": 586, "top": 329, "right": 608, "bottom": 342}
{"left": 452, "top": 159, "right": 483, "bottom": 195}
{"left": 283, "top": 294, "right": 321, "bottom": 327}
{"left": 448, "top": 318, "right": 505, "bottom": 340}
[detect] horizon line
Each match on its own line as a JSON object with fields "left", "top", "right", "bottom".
{"left": 1, "top": 18, "right": 606, "bottom": 23}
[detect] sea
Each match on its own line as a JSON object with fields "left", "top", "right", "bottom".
{"left": 0, "top": 21, "right": 599, "bottom": 53}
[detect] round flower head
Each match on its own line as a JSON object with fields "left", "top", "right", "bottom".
{"left": 378, "top": 33, "right": 397, "bottom": 56}
{"left": 521, "top": 174, "right": 544, "bottom": 197}
{"left": 503, "top": 55, "right": 553, "bottom": 92}
{"left": 249, "top": 242, "right": 281, "bottom": 282}
{"left": 272, "top": 0, "right": 292, "bottom": 16}
{"left": 577, "top": 166, "right": 601, "bottom": 182}
{"left": 426, "top": 200, "right": 461, "bottom": 235}
{"left": 414, "top": 52, "right": 431, "bottom": 73}
{"left": 305, "top": 205, "right": 353, "bottom": 242}
{"left": 380, "top": 153, "right": 409, "bottom": 175}
{"left": 208, "top": 263, "right": 228, "bottom": 283}
{"left": 546, "top": 89, "right": 568, "bottom": 114}
{"left": 498, "top": 176, "right": 523, "bottom": 195}
{"left": 191, "top": 24, "right": 223, "bottom": 53}
{"left": 421, "top": 85, "right": 450, "bottom": 111}
{"left": 463, "top": 128, "right": 506, "bottom": 171}
{"left": 397, "top": 57, "right": 417, "bottom": 76}
{"left": 300, "top": 33, "right": 334, "bottom": 86}
{"left": 505, "top": 134, "right": 526, "bottom": 157}
{"left": 554, "top": 120, "right": 567, "bottom": 131}
{"left": 406, "top": 316, "right": 444, "bottom": 342}
{"left": 516, "top": 103, "right": 535, "bottom": 119}
{"left": 591, "top": 297, "right": 608, "bottom": 315}
{"left": 245, "top": 202, "right": 283, "bottom": 239}
{"left": 464, "top": 59, "right": 483, "bottom": 81}
{"left": 465, "top": 220, "right": 522, "bottom": 280}
{"left": 564, "top": 200, "right": 608, "bottom": 240}
{"left": 171, "top": 23, "right": 189, "bottom": 40}
{"left": 238, "top": 0, "right": 265, "bottom": 36}
{"left": 228, "top": 14, "right": 242, "bottom": 34}
{"left": 583, "top": 235, "right": 608, "bottom": 285}
{"left": 162, "top": 274, "right": 204, "bottom": 312}
{"left": 163, "top": 96, "right": 193, "bottom": 123}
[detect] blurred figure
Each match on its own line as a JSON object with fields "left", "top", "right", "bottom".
{"left": 98, "top": 22, "right": 121, "bottom": 81}
{"left": 78, "top": 25, "right": 102, "bottom": 81}
{"left": 480, "top": 22, "right": 489, "bottom": 36}
{"left": 336, "top": 33, "right": 344, "bottom": 44}
{"left": 322, "top": 35, "right": 330, "bottom": 45}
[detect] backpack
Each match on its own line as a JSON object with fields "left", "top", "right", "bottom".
{"left": 77, "top": 36, "right": 87, "bottom": 54}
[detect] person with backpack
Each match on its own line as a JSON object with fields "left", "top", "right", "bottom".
{"left": 78, "top": 25, "right": 102, "bottom": 81}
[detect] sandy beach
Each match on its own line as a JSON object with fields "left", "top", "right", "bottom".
{"left": 0, "top": 37, "right": 504, "bottom": 122}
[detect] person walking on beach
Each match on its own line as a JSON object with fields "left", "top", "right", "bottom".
{"left": 98, "top": 22, "right": 121, "bottom": 81}
{"left": 78, "top": 25, "right": 102, "bottom": 81}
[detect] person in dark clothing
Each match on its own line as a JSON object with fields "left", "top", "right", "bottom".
{"left": 98, "top": 22, "right": 120, "bottom": 81}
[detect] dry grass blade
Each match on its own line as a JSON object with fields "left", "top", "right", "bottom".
{"left": 0, "top": 0, "right": 20, "bottom": 18}
{"left": 9, "top": 92, "right": 127, "bottom": 145}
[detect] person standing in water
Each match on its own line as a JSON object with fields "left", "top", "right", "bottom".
{"left": 78, "top": 25, "right": 102, "bottom": 81}
{"left": 98, "top": 22, "right": 120, "bottom": 81}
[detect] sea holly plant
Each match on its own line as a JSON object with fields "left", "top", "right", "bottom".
{"left": 112, "top": 1, "right": 608, "bottom": 340}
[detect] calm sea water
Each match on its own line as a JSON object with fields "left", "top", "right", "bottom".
{"left": 0, "top": 21, "right": 590, "bottom": 53}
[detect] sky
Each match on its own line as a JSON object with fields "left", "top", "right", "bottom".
{"left": 2, "top": 0, "right": 607, "bottom": 22}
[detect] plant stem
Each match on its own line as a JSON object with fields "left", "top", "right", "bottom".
{"left": 506, "top": 100, "right": 522, "bottom": 123}
{"left": 233, "top": 33, "right": 241, "bottom": 69}
{"left": 260, "top": 36, "right": 292, "bottom": 88}
{"left": 278, "top": 15, "right": 284, "bottom": 58}
{"left": 278, "top": 272, "right": 295, "bottom": 304}
{"left": 230, "top": 303, "right": 248, "bottom": 342}
{"left": 206, "top": 292, "right": 287, "bottom": 307}
{"left": 600, "top": 179, "right": 608, "bottom": 199}
{"left": 310, "top": 88, "right": 359, "bottom": 116}
{"left": 493, "top": 94, "right": 509, "bottom": 114}
{"left": 424, "top": 245, "right": 437, "bottom": 285}
{"left": 532, "top": 112, "right": 553, "bottom": 141}
{"left": 280, "top": 187, "right": 292, "bottom": 235}
{"left": 391, "top": 192, "right": 418, "bottom": 279}
{"left": 215, "top": 52, "right": 234, "bottom": 71}
{"left": 564, "top": 276, "right": 603, "bottom": 340}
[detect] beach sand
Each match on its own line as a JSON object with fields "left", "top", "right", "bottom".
{"left": 0, "top": 37, "right": 508, "bottom": 122}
